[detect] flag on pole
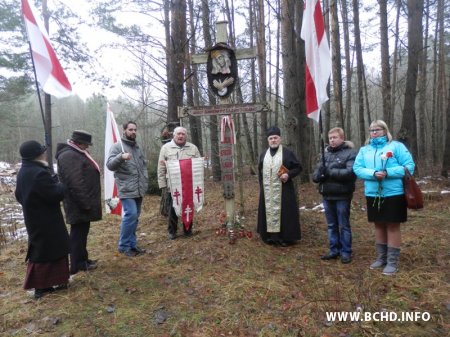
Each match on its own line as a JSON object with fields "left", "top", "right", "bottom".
{"left": 300, "top": 0, "right": 331, "bottom": 122}
{"left": 104, "top": 104, "right": 122, "bottom": 215}
{"left": 21, "top": 0, "right": 72, "bottom": 98}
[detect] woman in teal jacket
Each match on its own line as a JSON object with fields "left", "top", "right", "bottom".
{"left": 353, "top": 120, "right": 414, "bottom": 275}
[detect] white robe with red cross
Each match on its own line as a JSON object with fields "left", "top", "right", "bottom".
{"left": 166, "top": 158, "right": 204, "bottom": 230}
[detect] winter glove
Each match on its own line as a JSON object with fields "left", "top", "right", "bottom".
{"left": 318, "top": 166, "right": 329, "bottom": 182}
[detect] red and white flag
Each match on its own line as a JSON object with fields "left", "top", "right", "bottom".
{"left": 166, "top": 158, "right": 204, "bottom": 230}
{"left": 104, "top": 104, "right": 122, "bottom": 215}
{"left": 301, "top": 0, "right": 331, "bottom": 122}
{"left": 21, "top": 0, "right": 72, "bottom": 98}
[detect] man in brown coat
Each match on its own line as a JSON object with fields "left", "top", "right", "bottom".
{"left": 56, "top": 130, "right": 102, "bottom": 275}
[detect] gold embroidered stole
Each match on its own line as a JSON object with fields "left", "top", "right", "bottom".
{"left": 262, "top": 146, "right": 283, "bottom": 232}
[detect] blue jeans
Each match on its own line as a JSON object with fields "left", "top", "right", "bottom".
{"left": 118, "top": 198, "right": 142, "bottom": 252}
{"left": 322, "top": 199, "right": 352, "bottom": 257}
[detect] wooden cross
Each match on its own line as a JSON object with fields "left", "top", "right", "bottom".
{"left": 190, "top": 21, "right": 257, "bottom": 67}
{"left": 180, "top": 21, "right": 269, "bottom": 235}
{"left": 172, "top": 189, "right": 181, "bottom": 205}
{"left": 195, "top": 186, "right": 203, "bottom": 202}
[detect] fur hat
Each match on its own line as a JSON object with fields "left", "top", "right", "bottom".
{"left": 71, "top": 130, "right": 92, "bottom": 145}
{"left": 19, "top": 140, "right": 47, "bottom": 160}
{"left": 266, "top": 126, "right": 281, "bottom": 137}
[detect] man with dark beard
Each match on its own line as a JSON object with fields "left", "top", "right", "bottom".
{"left": 257, "top": 126, "right": 302, "bottom": 246}
{"left": 107, "top": 121, "right": 148, "bottom": 257}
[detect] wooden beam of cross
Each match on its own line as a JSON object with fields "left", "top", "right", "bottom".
{"left": 191, "top": 47, "right": 257, "bottom": 65}
{"left": 191, "top": 21, "right": 257, "bottom": 65}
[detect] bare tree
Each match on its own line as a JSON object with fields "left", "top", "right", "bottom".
{"left": 201, "top": 0, "right": 221, "bottom": 181}
{"left": 399, "top": 0, "right": 424, "bottom": 161}
{"left": 390, "top": 0, "right": 402, "bottom": 129}
{"left": 281, "top": 0, "right": 310, "bottom": 181}
{"left": 441, "top": 74, "right": 450, "bottom": 177}
{"left": 417, "top": 0, "right": 430, "bottom": 167}
{"left": 330, "top": 0, "right": 344, "bottom": 128}
{"left": 186, "top": 0, "right": 203, "bottom": 153}
{"left": 166, "top": 0, "right": 187, "bottom": 123}
{"left": 352, "top": 0, "right": 366, "bottom": 145}
{"left": 340, "top": 0, "right": 353, "bottom": 138}
{"left": 379, "top": 0, "right": 392, "bottom": 124}
{"left": 435, "top": 0, "right": 447, "bottom": 164}
{"left": 256, "top": 0, "right": 268, "bottom": 150}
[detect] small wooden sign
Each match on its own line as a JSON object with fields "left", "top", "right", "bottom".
{"left": 178, "top": 103, "right": 270, "bottom": 118}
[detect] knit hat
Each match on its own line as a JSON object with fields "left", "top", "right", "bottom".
{"left": 71, "top": 130, "right": 93, "bottom": 145}
{"left": 19, "top": 140, "right": 47, "bottom": 160}
{"left": 266, "top": 126, "right": 281, "bottom": 137}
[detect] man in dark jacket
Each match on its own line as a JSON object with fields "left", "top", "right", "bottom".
{"left": 312, "top": 127, "right": 357, "bottom": 264}
{"left": 107, "top": 121, "right": 148, "bottom": 257}
{"left": 56, "top": 130, "right": 102, "bottom": 274}
{"left": 15, "top": 140, "right": 70, "bottom": 299}
{"left": 257, "top": 126, "right": 302, "bottom": 246}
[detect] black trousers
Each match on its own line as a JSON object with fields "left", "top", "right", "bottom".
{"left": 69, "top": 221, "right": 90, "bottom": 274}
{"left": 167, "top": 194, "right": 192, "bottom": 235}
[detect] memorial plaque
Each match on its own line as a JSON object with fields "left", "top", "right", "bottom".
{"left": 178, "top": 103, "right": 269, "bottom": 118}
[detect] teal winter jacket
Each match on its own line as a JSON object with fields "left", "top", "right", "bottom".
{"left": 353, "top": 137, "right": 415, "bottom": 197}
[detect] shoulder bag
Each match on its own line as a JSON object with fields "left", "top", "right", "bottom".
{"left": 403, "top": 168, "right": 423, "bottom": 209}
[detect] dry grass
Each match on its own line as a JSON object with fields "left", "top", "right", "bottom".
{"left": 0, "top": 174, "right": 449, "bottom": 337}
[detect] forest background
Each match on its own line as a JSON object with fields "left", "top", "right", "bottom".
{"left": 1, "top": 1, "right": 450, "bottom": 336}
{"left": 0, "top": 0, "right": 449, "bottom": 180}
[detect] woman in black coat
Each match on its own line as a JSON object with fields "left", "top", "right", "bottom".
{"left": 55, "top": 130, "right": 102, "bottom": 275}
{"left": 15, "top": 141, "right": 70, "bottom": 299}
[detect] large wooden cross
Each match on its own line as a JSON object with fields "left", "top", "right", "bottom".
{"left": 179, "top": 21, "right": 269, "bottom": 240}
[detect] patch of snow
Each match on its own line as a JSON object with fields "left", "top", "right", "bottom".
{"left": 301, "top": 203, "right": 325, "bottom": 212}
{"left": 5, "top": 226, "right": 28, "bottom": 240}
{"left": 0, "top": 162, "right": 10, "bottom": 170}
{"left": 0, "top": 176, "right": 16, "bottom": 186}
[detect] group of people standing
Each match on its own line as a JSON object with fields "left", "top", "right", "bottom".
{"left": 258, "top": 120, "right": 414, "bottom": 277}
{"left": 15, "top": 130, "right": 102, "bottom": 298}
{"left": 14, "top": 119, "right": 414, "bottom": 299}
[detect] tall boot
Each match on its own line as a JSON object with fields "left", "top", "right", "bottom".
{"left": 369, "top": 243, "right": 387, "bottom": 269}
{"left": 382, "top": 246, "right": 401, "bottom": 276}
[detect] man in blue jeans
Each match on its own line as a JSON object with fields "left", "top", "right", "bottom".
{"left": 107, "top": 121, "right": 149, "bottom": 257}
{"left": 312, "top": 127, "right": 357, "bottom": 264}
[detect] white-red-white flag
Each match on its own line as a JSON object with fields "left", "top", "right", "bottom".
{"left": 166, "top": 158, "right": 204, "bottom": 230}
{"left": 21, "top": 0, "right": 72, "bottom": 98}
{"left": 300, "top": 0, "right": 331, "bottom": 122}
{"left": 104, "top": 104, "right": 122, "bottom": 215}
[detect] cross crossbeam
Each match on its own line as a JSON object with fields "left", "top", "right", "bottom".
{"left": 191, "top": 47, "right": 257, "bottom": 65}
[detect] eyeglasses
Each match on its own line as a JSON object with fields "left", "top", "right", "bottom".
{"left": 369, "top": 128, "right": 384, "bottom": 133}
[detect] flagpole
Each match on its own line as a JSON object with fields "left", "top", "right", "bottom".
{"left": 25, "top": 37, "right": 49, "bottom": 148}
{"left": 319, "top": 113, "right": 326, "bottom": 167}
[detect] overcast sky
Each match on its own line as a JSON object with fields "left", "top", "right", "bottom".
{"left": 44, "top": 0, "right": 392, "bottom": 101}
